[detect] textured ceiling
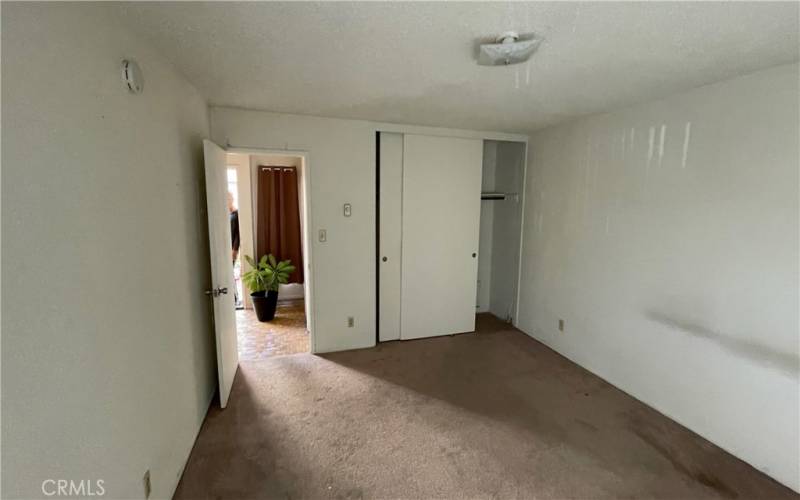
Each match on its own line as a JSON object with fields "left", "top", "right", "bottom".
{"left": 117, "top": 2, "right": 799, "bottom": 133}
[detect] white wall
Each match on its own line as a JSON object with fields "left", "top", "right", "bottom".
{"left": 211, "top": 109, "right": 377, "bottom": 353}
{"left": 519, "top": 63, "right": 799, "bottom": 491}
{"left": 210, "top": 108, "right": 526, "bottom": 353}
{"left": 2, "top": 4, "right": 215, "bottom": 498}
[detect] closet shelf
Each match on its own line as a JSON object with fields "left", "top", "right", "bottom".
{"left": 481, "top": 192, "right": 518, "bottom": 201}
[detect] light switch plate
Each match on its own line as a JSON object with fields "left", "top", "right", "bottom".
{"left": 318, "top": 229, "right": 327, "bottom": 242}
{"left": 343, "top": 203, "right": 352, "bottom": 217}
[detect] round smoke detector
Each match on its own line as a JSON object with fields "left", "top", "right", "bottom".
{"left": 122, "top": 59, "right": 144, "bottom": 94}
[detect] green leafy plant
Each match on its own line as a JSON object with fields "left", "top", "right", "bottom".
{"left": 242, "top": 254, "right": 295, "bottom": 294}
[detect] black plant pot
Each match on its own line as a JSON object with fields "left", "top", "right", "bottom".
{"left": 251, "top": 290, "right": 279, "bottom": 322}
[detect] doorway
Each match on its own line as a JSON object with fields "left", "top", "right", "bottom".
{"left": 226, "top": 151, "right": 312, "bottom": 360}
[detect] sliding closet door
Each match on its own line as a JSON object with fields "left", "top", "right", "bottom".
{"left": 378, "top": 133, "right": 403, "bottom": 342}
{"left": 401, "top": 134, "right": 483, "bottom": 340}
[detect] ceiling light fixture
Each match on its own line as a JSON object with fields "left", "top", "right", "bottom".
{"left": 477, "top": 31, "right": 542, "bottom": 66}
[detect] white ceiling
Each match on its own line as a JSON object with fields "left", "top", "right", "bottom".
{"left": 117, "top": 2, "right": 799, "bottom": 133}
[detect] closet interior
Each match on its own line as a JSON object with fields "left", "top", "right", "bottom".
{"left": 477, "top": 140, "right": 525, "bottom": 323}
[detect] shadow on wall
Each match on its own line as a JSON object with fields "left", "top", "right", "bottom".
{"left": 645, "top": 310, "right": 799, "bottom": 377}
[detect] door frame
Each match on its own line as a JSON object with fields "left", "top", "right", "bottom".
{"left": 226, "top": 146, "right": 317, "bottom": 353}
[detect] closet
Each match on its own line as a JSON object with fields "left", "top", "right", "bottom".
{"left": 477, "top": 140, "right": 525, "bottom": 322}
{"left": 377, "top": 133, "right": 525, "bottom": 342}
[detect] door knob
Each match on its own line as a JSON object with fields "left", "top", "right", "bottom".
{"left": 204, "top": 287, "right": 229, "bottom": 297}
{"left": 382, "top": 256, "right": 388, "bottom": 262}
{"left": 472, "top": 253, "right": 477, "bottom": 258}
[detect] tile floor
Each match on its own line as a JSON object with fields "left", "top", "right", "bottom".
{"left": 236, "top": 300, "right": 309, "bottom": 359}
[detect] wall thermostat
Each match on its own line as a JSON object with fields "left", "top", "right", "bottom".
{"left": 122, "top": 59, "right": 144, "bottom": 94}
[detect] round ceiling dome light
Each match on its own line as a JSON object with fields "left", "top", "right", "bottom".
{"left": 477, "top": 31, "right": 543, "bottom": 66}
{"left": 121, "top": 59, "right": 144, "bottom": 94}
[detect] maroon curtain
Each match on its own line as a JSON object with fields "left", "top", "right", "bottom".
{"left": 255, "top": 166, "right": 304, "bottom": 283}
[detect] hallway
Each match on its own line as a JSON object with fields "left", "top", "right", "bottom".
{"left": 175, "top": 315, "right": 795, "bottom": 499}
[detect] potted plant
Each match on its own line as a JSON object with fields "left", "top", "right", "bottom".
{"left": 242, "top": 254, "right": 295, "bottom": 322}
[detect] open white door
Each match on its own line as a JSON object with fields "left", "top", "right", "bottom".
{"left": 400, "top": 134, "right": 483, "bottom": 340}
{"left": 203, "top": 139, "right": 238, "bottom": 408}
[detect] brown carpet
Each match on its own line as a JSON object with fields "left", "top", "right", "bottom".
{"left": 175, "top": 314, "right": 796, "bottom": 499}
